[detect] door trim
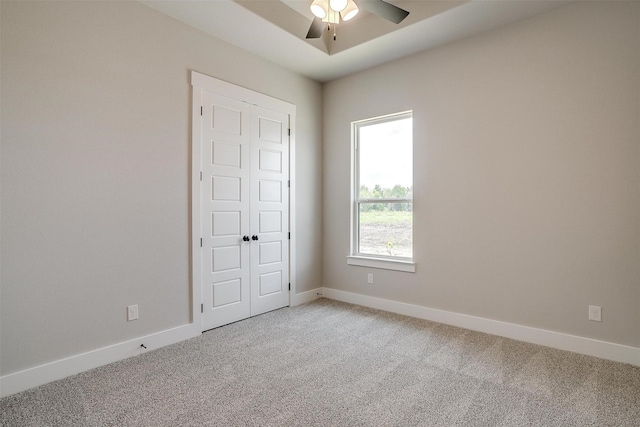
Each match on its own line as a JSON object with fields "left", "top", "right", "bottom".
{"left": 191, "top": 71, "right": 296, "bottom": 331}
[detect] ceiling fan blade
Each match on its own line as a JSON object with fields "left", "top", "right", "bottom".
{"left": 306, "top": 17, "right": 325, "bottom": 39}
{"left": 359, "top": 0, "right": 410, "bottom": 24}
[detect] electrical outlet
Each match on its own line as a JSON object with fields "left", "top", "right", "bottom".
{"left": 367, "top": 273, "right": 374, "bottom": 284}
{"left": 588, "top": 305, "right": 601, "bottom": 322}
{"left": 127, "top": 304, "right": 139, "bottom": 321}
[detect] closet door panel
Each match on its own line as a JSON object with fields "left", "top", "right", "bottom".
{"left": 201, "top": 91, "right": 251, "bottom": 331}
{"left": 250, "top": 105, "right": 290, "bottom": 316}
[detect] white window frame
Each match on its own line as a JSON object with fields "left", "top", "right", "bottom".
{"left": 347, "top": 111, "right": 415, "bottom": 273}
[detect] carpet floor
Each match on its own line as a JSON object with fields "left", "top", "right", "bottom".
{"left": 1, "top": 298, "right": 639, "bottom": 426}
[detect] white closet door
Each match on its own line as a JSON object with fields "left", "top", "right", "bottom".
{"left": 201, "top": 91, "right": 251, "bottom": 331}
{"left": 250, "top": 105, "right": 290, "bottom": 316}
{"left": 199, "top": 89, "right": 290, "bottom": 332}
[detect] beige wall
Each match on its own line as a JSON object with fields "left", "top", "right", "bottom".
{"left": 0, "top": 1, "right": 322, "bottom": 375}
{"left": 323, "top": 1, "right": 640, "bottom": 347}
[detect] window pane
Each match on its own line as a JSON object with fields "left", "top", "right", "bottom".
{"left": 359, "top": 117, "right": 412, "bottom": 199}
{"left": 358, "top": 203, "right": 412, "bottom": 258}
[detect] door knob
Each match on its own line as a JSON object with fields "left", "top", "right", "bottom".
{"left": 252, "top": 235, "right": 259, "bottom": 241}
{"left": 243, "top": 235, "right": 250, "bottom": 242}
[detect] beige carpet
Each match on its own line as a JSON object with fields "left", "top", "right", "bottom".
{"left": 1, "top": 298, "right": 639, "bottom": 426}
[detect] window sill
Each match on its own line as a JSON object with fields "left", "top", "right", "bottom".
{"left": 346, "top": 256, "right": 415, "bottom": 273}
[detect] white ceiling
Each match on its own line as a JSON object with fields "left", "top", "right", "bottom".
{"left": 140, "top": 0, "right": 571, "bottom": 82}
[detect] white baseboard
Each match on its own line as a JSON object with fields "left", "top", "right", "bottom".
{"left": 321, "top": 287, "right": 640, "bottom": 367}
{"left": 291, "top": 287, "right": 323, "bottom": 306}
{"left": 0, "top": 323, "right": 200, "bottom": 398}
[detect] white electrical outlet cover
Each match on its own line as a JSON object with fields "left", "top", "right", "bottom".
{"left": 127, "top": 304, "right": 139, "bottom": 321}
{"left": 588, "top": 305, "right": 601, "bottom": 322}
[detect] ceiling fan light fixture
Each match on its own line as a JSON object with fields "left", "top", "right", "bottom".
{"left": 340, "top": 0, "right": 359, "bottom": 21}
{"left": 329, "top": 0, "right": 348, "bottom": 12}
{"left": 307, "top": 0, "right": 409, "bottom": 40}
{"left": 310, "top": 0, "right": 327, "bottom": 18}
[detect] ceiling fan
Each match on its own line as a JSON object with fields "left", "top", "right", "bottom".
{"left": 306, "top": 0, "right": 409, "bottom": 40}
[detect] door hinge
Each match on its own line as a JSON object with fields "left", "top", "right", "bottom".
{"left": 288, "top": 232, "right": 290, "bottom": 240}
{"left": 200, "top": 106, "right": 203, "bottom": 116}
{"left": 201, "top": 303, "right": 203, "bottom": 313}
{"left": 287, "top": 180, "right": 290, "bottom": 188}
{"left": 200, "top": 238, "right": 203, "bottom": 247}
{"left": 200, "top": 171, "right": 203, "bottom": 181}
{"left": 288, "top": 128, "right": 291, "bottom": 136}
{"left": 288, "top": 283, "right": 291, "bottom": 291}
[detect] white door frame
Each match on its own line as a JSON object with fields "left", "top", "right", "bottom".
{"left": 190, "top": 71, "right": 296, "bottom": 330}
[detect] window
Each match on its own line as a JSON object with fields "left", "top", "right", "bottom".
{"left": 348, "top": 111, "right": 414, "bottom": 272}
